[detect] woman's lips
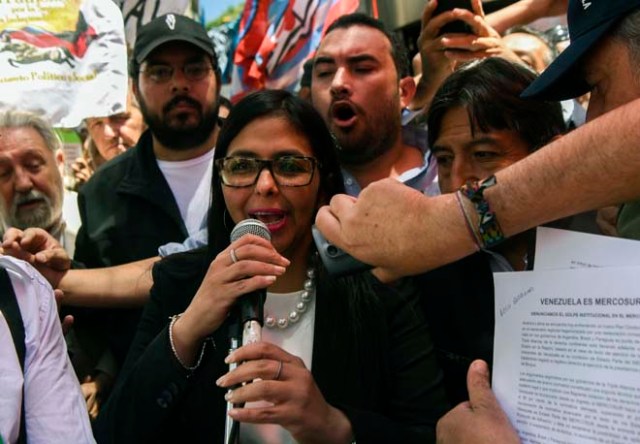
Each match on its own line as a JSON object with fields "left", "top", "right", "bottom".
{"left": 249, "top": 209, "right": 288, "bottom": 233}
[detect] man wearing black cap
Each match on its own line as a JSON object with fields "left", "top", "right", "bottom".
{"left": 70, "top": 13, "right": 221, "bottom": 413}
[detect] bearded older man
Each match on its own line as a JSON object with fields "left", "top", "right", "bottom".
{"left": 0, "top": 109, "right": 69, "bottom": 248}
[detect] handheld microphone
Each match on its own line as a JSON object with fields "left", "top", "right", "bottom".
{"left": 225, "top": 219, "right": 271, "bottom": 444}
{"left": 312, "top": 225, "right": 372, "bottom": 276}
{"left": 230, "top": 219, "right": 271, "bottom": 344}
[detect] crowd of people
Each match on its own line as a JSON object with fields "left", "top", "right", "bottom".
{"left": 1, "top": 0, "right": 639, "bottom": 442}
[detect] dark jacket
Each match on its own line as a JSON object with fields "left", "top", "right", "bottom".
{"left": 417, "top": 252, "right": 496, "bottom": 406}
{"left": 95, "top": 250, "right": 449, "bottom": 443}
{"left": 417, "top": 233, "right": 536, "bottom": 406}
{"left": 74, "top": 130, "right": 188, "bottom": 268}
{"left": 72, "top": 130, "right": 192, "bottom": 367}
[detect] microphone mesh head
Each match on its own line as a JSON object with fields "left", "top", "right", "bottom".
{"left": 230, "top": 219, "right": 271, "bottom": 242}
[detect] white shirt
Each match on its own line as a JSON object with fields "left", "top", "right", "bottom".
{"left": 0, "top": 256, "right": 95, "bottom": 444}
{"left": 156, "top": 149, "right": 214, "bottom": 237}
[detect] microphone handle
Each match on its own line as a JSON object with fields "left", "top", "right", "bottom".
{"left": 240, "top": 290, "right": 265, "bottom": 345}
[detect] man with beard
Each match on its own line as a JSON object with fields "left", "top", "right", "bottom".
{"left": 0, "top": 110, "right": 68, "bottom": 247}
{"left": 68, "top": 14, "right": 220, "bottom": 415}
{"left": 311, "top": 13, "right": 437, "bottom": 196}
{"left": 75, "top": 13, "right": 220, "bottom": 270}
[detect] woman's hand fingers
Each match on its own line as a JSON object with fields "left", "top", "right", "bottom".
{"left": 217, "top": 342, "right": 304, "bottom": 387}
{"left": 220, "top": 234, "right": 290, "bottom": 266}
{"left": 225, "top": 341, "right": 300, "bottom": 366}
{"left": 181, "top": 236, "right": 289, "bottom": 339}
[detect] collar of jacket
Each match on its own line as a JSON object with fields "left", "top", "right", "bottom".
{"left": 116, "top": 130, "right": 187, "bottom": 237}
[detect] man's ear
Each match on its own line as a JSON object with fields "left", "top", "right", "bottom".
{"left": 399, "top": 76, "right": 417, "bottom": 109}
{"left": 55, "top": 149, "right": 65, "bottom": 168}
{"left": 55, "top": 149, "right": 66, "bottom": 177}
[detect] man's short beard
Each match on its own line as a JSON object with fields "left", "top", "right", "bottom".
{"left": 328, "top": 94, "right": 402, "bottom": 168}
{"left": 334, "top": 125, "right": 399, "bottom": 167}
{"left": 6, "top": 189, "right": 62, "bottom": 232}
{"left": 139, "top": 95, "right": 219, "bottom": 150}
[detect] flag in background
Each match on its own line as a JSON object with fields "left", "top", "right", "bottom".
{"left": 229, "top": 0, "right": 359, "bottom": 102}
{"left": 0, "top": 0, "right": 127, "bottom": 127}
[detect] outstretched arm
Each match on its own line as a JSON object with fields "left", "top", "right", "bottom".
{"left": 2, "top": 227, "right": 157, "bottom": 307}
{"left": 316, "top": 98, "right": 640, "bottom": 277}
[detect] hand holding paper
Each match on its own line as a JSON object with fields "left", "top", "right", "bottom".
{"left": 436, "top": 360, "right": 520, "bottom": 444}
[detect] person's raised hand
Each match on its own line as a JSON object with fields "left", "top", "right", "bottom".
{"left": 434, "top": 0, "right": 522, "bottom": 64}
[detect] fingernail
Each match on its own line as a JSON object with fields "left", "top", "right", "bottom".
{"left": 265, "top": 275, "right": 277, "bottom": 283}
{"left": 471, "top": 360, "right": 488, "bottom": 376}
{"left": 274, "top": 266, "right": 286, "bottom": 274}
{"left": 228, "top": 409, "right": 239, "bottom": 417}
{"left": 224, "top": 353, "right": 235, "bottom": 364}
{"left": 224, "top": 391, "right": 233, "bottom": 401}
{"left": 216, "top": 376, "right": 226, "bottom": 387}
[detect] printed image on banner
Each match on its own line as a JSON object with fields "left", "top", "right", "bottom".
{"left": 230, "top": 0, "right": 359, "bottom": 102}
{"left": 117, "top": 0, "right": 193, "bottom": 45}
{"left": 0, "top": 0, "right": 127, "bottom": 127}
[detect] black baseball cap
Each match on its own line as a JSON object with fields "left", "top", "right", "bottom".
{"left": 133, "top": 14, "right": 215, "bottom": 65}
{"left": 522, "top": 0, "right": 640, "bottom": 100}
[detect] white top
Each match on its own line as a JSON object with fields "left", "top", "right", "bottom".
{"left": 0, "top": 256, "right": 95, "bottom": 444}
{"left": 241, "top": 289, "right": 317, "bottom": 444}
{"left": 156, "top": 148, "right": 214, "bottom": 237}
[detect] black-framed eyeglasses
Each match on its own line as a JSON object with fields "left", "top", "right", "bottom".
{"left": 140, "top": 62, "right": 213, "bottom": 83}
{"left": 215, "top": 156, "right": 319, "bottom": 188}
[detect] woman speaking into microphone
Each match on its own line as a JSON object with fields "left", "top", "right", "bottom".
{"left": 96, "top": 90, "right": 448, "bottom": 443}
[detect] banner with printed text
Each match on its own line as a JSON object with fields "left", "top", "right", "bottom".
{"left": 229, "top": 0, "right": 359, "bottom": 102}
{"left": 0, "top": 0, "right": 127, "bottom": 127}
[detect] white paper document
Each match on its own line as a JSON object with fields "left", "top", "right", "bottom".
{"left": 534, "top": 227, "right": 640, "bottom": 270}
{"left": 493, "top": 267, "right": 640, "bottom": 444}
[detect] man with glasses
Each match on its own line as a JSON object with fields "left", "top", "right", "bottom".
{"left": 63, "top": 13, "right": 221, "bottom": 414}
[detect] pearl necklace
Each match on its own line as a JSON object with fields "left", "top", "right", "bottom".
{"left": 264, "top": 266, "right": 315, "bottom": 329}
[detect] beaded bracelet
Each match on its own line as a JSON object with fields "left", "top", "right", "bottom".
{"left": 168, "top": 313, "right": 207, "bottom": 372}
{"left": 459, "top": 175, "right": 505, "bottom": 249}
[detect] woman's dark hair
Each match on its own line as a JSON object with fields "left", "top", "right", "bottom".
{"left": 206, "top": 89, "right": 344, "bottom": 263}
{"left": 427, "top": 58, "right": 566, "bottom": 152}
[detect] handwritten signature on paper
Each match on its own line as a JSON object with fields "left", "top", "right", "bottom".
{"left": 499, "top": 286, "right": 535, "bottom": 317}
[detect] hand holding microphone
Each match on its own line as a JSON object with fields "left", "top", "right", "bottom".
{"left": 171, "top": 221, "right": 289, "bottom": 367}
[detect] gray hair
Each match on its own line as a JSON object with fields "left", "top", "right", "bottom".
{"left": 0, "top": 109, "right": 61, "bottom": 153}
{"left": 613, "top": 8, "right": 640, "bottom": 77}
